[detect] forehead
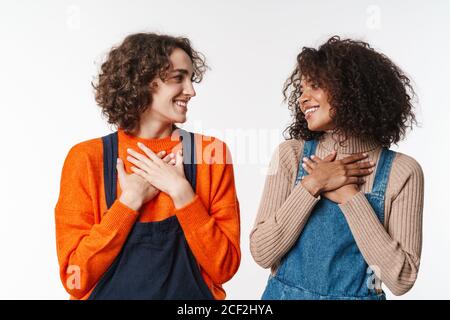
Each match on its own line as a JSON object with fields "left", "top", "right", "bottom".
{"left": 300, "top": 75, "right": 316, "bottom": 86}
{"left": 169, "top": 48, "right": 194, "bottom": 74}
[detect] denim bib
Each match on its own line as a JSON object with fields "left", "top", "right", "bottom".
{"left": 262, "top": 139, "right": 395, "bottom": 300}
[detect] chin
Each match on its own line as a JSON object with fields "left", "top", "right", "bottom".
{"left": 173, "top": 116, "right": 187, "bottom": 124}
{"left": 307, "top": 123, "right": 320, "bottom": 132}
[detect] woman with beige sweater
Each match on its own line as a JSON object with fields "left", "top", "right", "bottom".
{"left": 250, "top": 36, "right": 424, "bottom": 300}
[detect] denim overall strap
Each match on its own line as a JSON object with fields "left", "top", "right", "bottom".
{"left": 371, "top": 148, "right": 396, "bottom": 197}
{"left": 294, "top": 140, "right": 318, "bottom": 186}
{"left": 102, "top": 132, "right": 118, "bottom": 209}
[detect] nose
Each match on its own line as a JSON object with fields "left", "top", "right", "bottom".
{"left": 183, "top": 80, "right": 196, "bottom": 98}
{"left": 299, "top": 91, "right": 309, "bottom": 112}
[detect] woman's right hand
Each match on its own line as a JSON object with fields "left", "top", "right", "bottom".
{"left": 300, "top": 151, "right": 375, "bottom": 197}
{"left": 117, "top": 150, "right": 176, "bottom": 211}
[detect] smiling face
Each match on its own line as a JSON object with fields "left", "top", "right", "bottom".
{"left": 299, "top": 77, "right": 335, "bottom": 132}
{"left": 146, "top": 48, "right": 196, "bottom": 125}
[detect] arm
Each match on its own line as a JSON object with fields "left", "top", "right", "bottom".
{"left": 55, "top": 144, "right": 138, "bottom": 299}
{"left": 174, "top": 140, "right": 241, "bottom": 284}
{"left": 338, "top": 155, "right": 424, "bottom": 295}
{"left": 249, "top": 141, "right": 320, "bottom": 269}
{"left": 126, "top": 138, "right": 241, "bottom": 285}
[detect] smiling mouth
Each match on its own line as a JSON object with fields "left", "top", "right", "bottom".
{"left": 304, "top": 106, "right": 319, "bottom": 119}
{"left": 174, "top": 100, "right": 188, "bottom": 111}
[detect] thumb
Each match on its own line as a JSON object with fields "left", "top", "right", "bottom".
{"left": 324, "top": 151, "right": 337, "bottom": 162}
{"left": 116, "top": 158, "right": 127, "bottom": 181}
{"left": 175, "top": 150, "right": 184, "bottom": 169}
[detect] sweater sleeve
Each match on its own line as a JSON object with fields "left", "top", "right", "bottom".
{"left": 250, "top": 141, "right": 321, "bottom": 269}
{"left": 338, "top": 154, "right": 424, "bottom": 296}
{"left": 55, "top": 143, "right": 138, "bottom": 299}
{"left": 174, "top": 139, "right": 240, "bottom": 285}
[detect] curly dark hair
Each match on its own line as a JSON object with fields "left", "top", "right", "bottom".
{"left": 92, "top": 33, "right": 207, "bottom": 132}
{"left": 283, "top": 36, "right": 417, "bottom": 147}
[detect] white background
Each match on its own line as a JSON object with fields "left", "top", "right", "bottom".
{"left": 0, "top": 0, "right": 449, "bottom": 299}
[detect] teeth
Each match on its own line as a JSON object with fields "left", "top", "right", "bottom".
{"left": 175, "top": 101, "right": 187, "bottom": 107}
{"left": 305, "top": 107, "right": 319, "bottom": 115}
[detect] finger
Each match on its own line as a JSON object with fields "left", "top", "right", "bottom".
{"left": 301, "top": 162, "right": 312, "bottom": 174}
{"left": 156, "top": 150, "right": 166, "bottom": 158}
{"left": 116, "top": 158, "right": 127, "bottom": 181}
{"left": 347, "top": 177, "right": 366, "bottom": 185}
{"left": 136, "top": 142, "right": 164, "bottom": 166}
{"left": 310, "top": 155, "right": 323, "bottom": 163}
{"left": 127, "top": 148, "right": 158, "bottom": 170}
{"left": 174, "top": 150, "right": 184, "bottom": 169}
{"left": 341, "top": 153, "right": 369, "bottom": 165}
{"left": 302, "top": 157, "right": 317, "bottom": 169}
{"left": 162, "top": 153, "right": 175, "bottom": 163}
{"left": 347, "top": 168, "right": 374, "bottom": 177}
{"left": 346, "top": 161, "right": 376, "bottom": 170}
{"left": 323, "top": 151, "right": 337, "bottom": 162}
{"left": 130, "top": 166, "right": 150, "bottom": 181}
{"left": 127, "top": 155, "right": 152, "bottom": 173}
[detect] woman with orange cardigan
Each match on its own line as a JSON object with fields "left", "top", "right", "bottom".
{"left": 55, "top": 33, "right": 240, "bottom": 300}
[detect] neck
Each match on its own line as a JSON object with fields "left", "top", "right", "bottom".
{"left": 134, "top": 117, "right": 175, "bottom": 139}
{"left": 320, "top": 131, "right": 380, "bottom": 154}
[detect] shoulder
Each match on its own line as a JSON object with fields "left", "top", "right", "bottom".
{"left": 389, "top": 151, "right": 424, "bottom": 193}
{"left": 269, "top": 139, "right": 305, "bottom": 178}
{"left": 63, "top": 137, "right": 103, "bottom": 169}
{"left": 391, "top": 151, "right": 424, "bottom": 177}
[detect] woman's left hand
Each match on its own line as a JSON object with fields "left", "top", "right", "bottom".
{"left": 303, "top": 155, "right": 361, "bottom": 204}
{"left": 126, "top": 142, "right": 195, "bottom": 208}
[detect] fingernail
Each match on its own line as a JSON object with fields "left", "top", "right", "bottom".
{"left": 117, "top": 158, "right": 121, "bottom": 163}
{"left": 311, "top": 155, "right": 315, "bottom": 159}
{"left": 303, "top": 157, "right": 308, "bottom": 162}
{"left": 370, "top": 161, "right": 375, "bottom": 165}
{"left": 363, "top": 153, "right": 368, "bottom": 156}
{"left": 302, "top": 163, "right": 306, "bottom": 167}
{"left": 160, "top": 150, "right": 166, "bottom": 154}
{"left": 127, "top": 148, "right": 132, "bottom": 153}
{"left": 137, "top": 142, "right": 143, "bottom": 147}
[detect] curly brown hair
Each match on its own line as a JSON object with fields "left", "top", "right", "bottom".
{"left": 283, "top": 36, "right": 417, "bottom": 147}
{"left": 92, "top": 33, "right": 207, "bottom": 132}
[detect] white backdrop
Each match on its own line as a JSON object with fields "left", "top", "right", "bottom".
{"left": 0, "top": 0, "right": 449, "bottom": 299}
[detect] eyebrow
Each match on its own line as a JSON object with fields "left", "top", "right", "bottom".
{"left": 171, "top": 69, "right": 190, "bottom": 76}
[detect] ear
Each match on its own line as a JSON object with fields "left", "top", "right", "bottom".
{"left": 149, "top": 81, "right": 158, "bottom": 92}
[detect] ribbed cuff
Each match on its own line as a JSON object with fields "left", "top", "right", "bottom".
{"left": 101, "top": 200, "right": 139, "bottom": 234}
{"left": 174, "top": 195, "right": 211, "bottom": 231}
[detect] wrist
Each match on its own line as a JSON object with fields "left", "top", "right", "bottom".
{"left": 301, "top": 176, "right": 322, "bottom": 198}
{"left": 119, "top": 192, "right": 143, "bottom": 211}
{"left": 339, "top": 189, "right": 359, "bottom": 204}
{"left": 170, "top": 180, "right": 195, "bottom": 208}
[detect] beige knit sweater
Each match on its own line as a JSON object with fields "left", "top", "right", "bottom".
{"left": 249, "top": 133, "right": 424, "bottom": 296}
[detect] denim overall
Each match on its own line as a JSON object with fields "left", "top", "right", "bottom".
{"left": 262, "top": 139, "right": 395, "bottom": 300}
{"left": 88, "top": 130, "right": 214, "bottom": 300}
